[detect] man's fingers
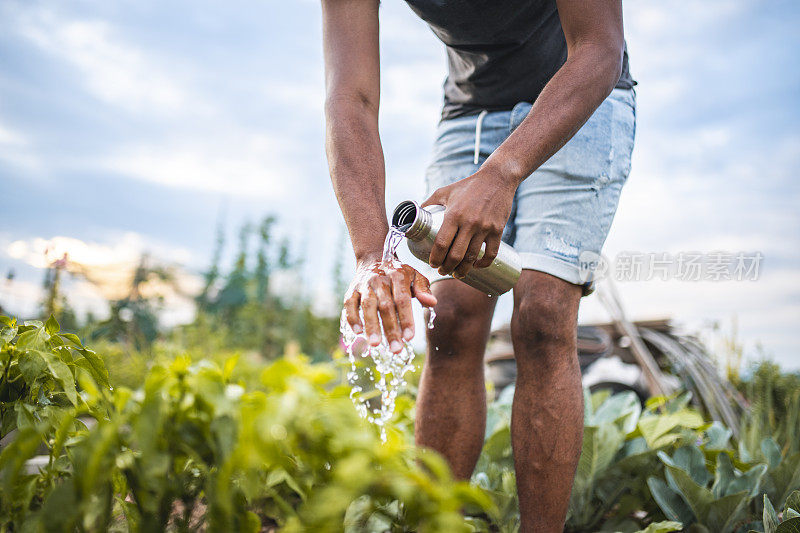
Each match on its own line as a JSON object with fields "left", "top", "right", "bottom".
{"left": 429, "top": 217, "right": 457, "bottom": 268}
{"left": 421, "top": 187, "right": 446, "bottom": 208}
{"left": 389, "top": 270, "right": 414, "bottom": 341}
{"left": 343, "top": 292, "right": 363, "bottom": 334}
{"left": 361, "top": 291, "right": 381, "bottom": 345}
{"left": 440, "top": 229, "right": 472, "bottom": 275}
{"left": 474, "top": 234, "right": 501, "bottom": 268}
{"left": 411, "top": 272, "right": 438, "bottom": 307}
{"left": 371, "top": 280, "right": 403, "bottom": 353}
{"left": 453, "top": 232, "right": 486, "bottom": 278}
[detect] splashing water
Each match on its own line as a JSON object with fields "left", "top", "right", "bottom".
{"left": 340, "top": 226, "right": 431, "bottom": 442}
{"left": 382, "top": 226, "right": 406, "bottom": 263}
{"left": 427, "top": 307, "right": 436, "bottom": 329}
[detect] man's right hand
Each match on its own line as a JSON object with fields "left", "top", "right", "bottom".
{"left": 343, "top": 258, "right": 437, "bottom": 354}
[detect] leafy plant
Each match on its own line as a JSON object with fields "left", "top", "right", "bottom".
{"left": 0, "top": 315, "right": 108, "bottom": 440}
{"left": 648, "top": 444, "right": 768, "bottom": 532}
{"left": 3, "top": 313, "right": 800, "bottom": 532}
{"left": 0, "top": 316, "right": 493, "bottom": 531}
{"left": 739, "top": 437, "right": 800, "bottom": 511}
{"left": 738, "top": 362, "right": 800, "bottom": 458}
{"left": 474, "top": 387, "right": 709, "bottom": 533}
{"left": 757, "top": 491, "right": 800, "bottom": 533}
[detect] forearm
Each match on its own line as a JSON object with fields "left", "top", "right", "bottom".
{"left": 482, "top": 44, "right": 623, "bottom": 186}
{"left": 325, "top": 96, "right": 388, "bottom": 264}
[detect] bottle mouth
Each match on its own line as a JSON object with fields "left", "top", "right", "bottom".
{"left": 392, "top": 200, "right": 417, "bottom": 229}
{"left": 391, "top": 200, "right": 428, "bottom": 241}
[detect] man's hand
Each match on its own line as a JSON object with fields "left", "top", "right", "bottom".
{"left": 422, "top": 167, "right": 517, "bottom": 279}
{"left": 343, "top": 259, "right": 437, "bottom": 353}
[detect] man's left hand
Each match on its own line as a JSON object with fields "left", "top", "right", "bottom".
{"left": 421, "top": 167, "right": 517, "bottom": 279}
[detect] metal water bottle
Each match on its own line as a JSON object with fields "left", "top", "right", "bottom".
{"left": 391, "top": 200, "right": 521, "bottom": 296}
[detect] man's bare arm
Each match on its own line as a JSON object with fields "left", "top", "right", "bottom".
{"left": 322, "top": 0, "right": 386, "bottom": 264}
{"left": 424, "top": 0, "right": 625, "bottom": 278}
{"left": 322, "top": 0, "right": 436, "bottom": 351}
{"left": 480, "top": 0, "right": 625, "bottom": 185}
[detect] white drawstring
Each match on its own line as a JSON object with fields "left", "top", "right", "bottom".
{"left": 473, "top": 110, "right": 488, "bottom": 165}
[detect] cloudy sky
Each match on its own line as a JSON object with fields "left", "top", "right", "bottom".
{"left": 0, "top": 0, "right": 798, "bottom": 369}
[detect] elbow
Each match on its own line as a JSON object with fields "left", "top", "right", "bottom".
{"left": 571, "top": 39, "right": 624, "bottom": 96}
{"left": 595, "top": 41, "right": 624, "bottom": 95}
{"left": 324, "top": 90, "right": 379, "bottom": 121}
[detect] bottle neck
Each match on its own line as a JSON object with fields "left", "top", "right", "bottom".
{"left": 392, "top": 200, "right": 432, "bottom": 242}
{"left": 404, "top": 205, "right": 432, "bottom": 242}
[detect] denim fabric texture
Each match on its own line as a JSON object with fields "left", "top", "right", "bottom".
{"left": 424, "top": 88, "right": 637, "bottom": 293}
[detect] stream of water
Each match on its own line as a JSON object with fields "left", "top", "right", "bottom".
{"left": 340, "top": 226, "right": 434, "bottom": 441}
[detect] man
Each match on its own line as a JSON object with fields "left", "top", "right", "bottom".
{"left": 322, "top": 0, "right": 635, "bottom": 530}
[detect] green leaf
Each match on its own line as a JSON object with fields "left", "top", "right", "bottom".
{"left": 662, "top": 462, "right": 713, "bottom": 523}
{"left": 660, "top": 456, "right": 751, "bottom": 532}
{"left": 16, "top": 325, "right": 49, "bottom": 349}
{"left": 713, "top": 452, "right": 735, "bottom": 498}
{"left": 77, "top": 348, "right": 110, "bottom": 389}
{"left": 668, "top": 445, "right": 713, "bottom": 486}
{"left": 648, "top": 476, "right": 694, "bottom": 525}
{"left": 704, "top": 422, "right": 732, "bottom": 450}
{"left": 60, "top": 333, "right": 84, "bottom": 348}
{"left": 589, "top": 391, "right": 641, "bottom": 433}
{"left": 0, "top": 321, "right": 16, "bottom": 343}
{"left": 635, "top": 521, "right": 684, "bottom": 533}
{"left": 772, "top": 454, "right": 800, "bottom": 508}
{"left": 18, "top": 350, "right": 47, "bottom": 385}
{"left": 727, "top": 463, "right": 767, "bottom": 498}
{"left": 762, "top": 438, "right": 783, "bottom": 469}
{"left": 638, "top": 409, "right": 704, "bottom": 449}
{"left": 776, "top": 518, "right": 800, "bottom": 533}
{"left": 0, "top": 426, "right": 42, "bottom": 493}
{"left": 787, "top": 491, "right": 800, "bottom": 514}
{"left": 41, "top": 350, "right": 77, "bottom": 405}
{"left": 45, "top": 315, "right": 60, "bottom": 334}
{"left": 764, "top": 495, "right": 779, "bottom": 533}
{"left": 703, "top": 491, "right": 751, "bottom": 533}
{"left": 572, "top": 422, "right": 624, "bottom": 511}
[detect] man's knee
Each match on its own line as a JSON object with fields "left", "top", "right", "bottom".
{"left": 510, "top": 294, "right": 577, "bottom": 355}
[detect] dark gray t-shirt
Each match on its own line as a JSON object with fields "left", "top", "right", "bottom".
{"left": 404, "top": 0, "right": 635, "bottom": 119}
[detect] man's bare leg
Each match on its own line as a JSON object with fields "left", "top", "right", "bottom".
{"left": 510, "top": 270, "right": 584, "bottom": 533}
{"left": 415, "top": 279, "right": 496, "bottom": 479}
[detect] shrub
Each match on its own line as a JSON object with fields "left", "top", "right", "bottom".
{"left": 1, "top": 315, "right": 799, "bottom": 532}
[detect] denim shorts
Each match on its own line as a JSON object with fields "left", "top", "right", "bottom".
{"left": 424, "top": 88, "right": 636, "bottom": 294}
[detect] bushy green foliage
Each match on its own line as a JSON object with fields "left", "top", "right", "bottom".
{"left": 737, "top": 361, "right": 800, "bottom": 458}
{"left": 2, "top": 315, "right": 799, "bottom": 532}
{"left": 187, "top": 216, "right": 341, "bottom": 361}
{"left": 0, "top": 315, "right": 108, "bottom": 440}
{"left": 759, "top": 491, "right": 800, "bottom": 533}
{"left": 0, "top": 316, "right": 491, "bottom": 532}
{"left": 475, "top": 387, "right": 708, "bottom": 532}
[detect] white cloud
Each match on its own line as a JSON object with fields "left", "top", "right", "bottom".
{"left": 5, "top": 232, "right": 194, "bottom": 270}
{"left": 2, "top": 232, "right": 202, "bottom": 324}
{"left": 0, "top": 123, "right": 24, "bottom": 146}
{"left": 0, "top": 118, "right": 42, "bottom": 171}
{"left": 98, "top": 132, "right": 297, "bottom": 198}
{"left": 14, "top": 8, "right": 201, "bottom": 115}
